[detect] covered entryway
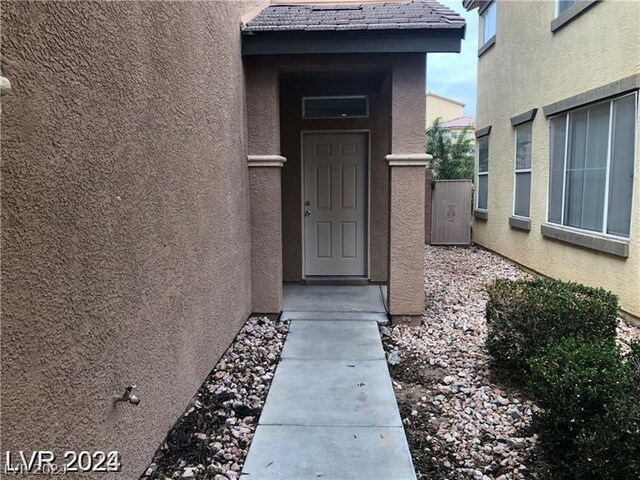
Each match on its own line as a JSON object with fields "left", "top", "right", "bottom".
{"left": 303, "top": 132, "right": 368, "bottom": 277}
{"left": 242, "top": 0, "right": 465, "bottom": 325}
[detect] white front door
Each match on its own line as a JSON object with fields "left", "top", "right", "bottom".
{"left": 303, "top": 133, "right": 367, "bottom": 276}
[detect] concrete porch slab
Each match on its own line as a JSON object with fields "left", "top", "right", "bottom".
{"left": 281, "top": 320, "right": 385, "bottom": 361}
{"left": 259, "top": 358, "right": 402, "bottom": 427}
{"left": 241, "top": 425, "right": 416, "bottom": 480}
{"left": 280, "top": 310, "right": 389, "bottom": 324}
{"left": 283, "top": 285, "right": 386, "bottom": 313}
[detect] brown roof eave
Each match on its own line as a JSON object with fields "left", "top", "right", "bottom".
{"left": 241, "top": 27, "right": 465, "bottom": 56}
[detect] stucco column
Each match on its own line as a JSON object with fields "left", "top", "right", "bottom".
{"left": 386, "top": 54, "right": 429, "bottom": 325}
{"left": 246, "top": 60, "right": 284, "bottom": 317}
{"left": 248, "top": 155, "right": 286, "bottom": 317}
{"left": 385, "top": 154, "right": 431, "bottom": 325}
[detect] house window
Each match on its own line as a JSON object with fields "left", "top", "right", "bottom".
{"left": 481, "top": 2, "right": 497, "bottom": 44}
{"left": 556, "top": 0, "right": 576, "bottom": 17}
{"left": 514, "top": 123, "right": 533, "bottom": 217}
{"left": 303, "top": 96, "right": 368, "bottom": 119}
{"left": 477, "top": 136, "right": 489, "bottom": 210}
{"left": 548, "top": 92, "right": 637, "bottom": 238}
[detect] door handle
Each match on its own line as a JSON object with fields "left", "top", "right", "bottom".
{"left": 305, "top": 210, "right": 311, "bottom": 217}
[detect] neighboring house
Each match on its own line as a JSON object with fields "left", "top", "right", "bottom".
{"left": 425, "top": 91, "right": 465, "bottom": 128}
{"left": 1, "top": 0, "right": 464, "bottom": 477}
{"left": 465, "top": 0, "right": 640, "bottom": 318}
{"left": 440, "top": 115, "right": 476, "bottom": 145}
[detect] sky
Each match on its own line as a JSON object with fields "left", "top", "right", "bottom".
{"left": 426, "top": 1, "right": 478, "bottom": 117}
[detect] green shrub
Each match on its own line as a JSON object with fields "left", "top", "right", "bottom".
{"left": 485, "top": 278, "right": 618, "bottom": 372}
{"left": 627, "top": 341, "right": 640, "bottom": 402}
{"left": 529, "top": 338, "right": 640, "bottom": 479}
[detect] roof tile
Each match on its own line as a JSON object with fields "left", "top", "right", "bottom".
{"left": 243, "top": 1, "right": 465, "bottom": 33}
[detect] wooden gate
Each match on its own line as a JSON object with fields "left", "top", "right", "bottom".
{"left": 430, "top": 179, "right": 472, "bottom": 245}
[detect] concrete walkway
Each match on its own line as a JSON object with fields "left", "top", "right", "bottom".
{"left": 241, "top": 286, "right": 416, "bottom": 480}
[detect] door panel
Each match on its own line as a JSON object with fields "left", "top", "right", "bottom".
{"left": 304, "top": 133, "right": 367, "bottom": 276}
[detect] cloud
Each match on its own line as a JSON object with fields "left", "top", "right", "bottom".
{"left": 427, "top": 1, "right": 478, "bottom": 116}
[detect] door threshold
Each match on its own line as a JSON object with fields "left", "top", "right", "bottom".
{"left": 304, "top": 276, "right": 369, "bottom": 286}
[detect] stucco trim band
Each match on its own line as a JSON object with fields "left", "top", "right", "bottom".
{"left": 473, "top": 209, "right": 488, "bottom": 220}
{"left": 551, "top": 0, "right": 599, "bottom": 33}
{"left": 542, "top": 74, "right": 640, "bottom": 117}
{"left": 475, "top": 125, "right": 491, "bottom": 138}
{"left": 385, "top": 153, "right": 432, "bottom": 167}
{"left": 541, "top": 223, "right": 629, "bottom": 258}
{"left": 247, "top": 154, "right": 287, "bottom": 168}
{"left": 510, "top": 108, "right": 538, "bottom": 127}
{"left": 509, "top": 215, "right": 531, "bottom": 231}
{"left": 477, "top": 35, "right": 495, "bottom": 57}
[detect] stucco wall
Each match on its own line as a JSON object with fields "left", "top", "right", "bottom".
{"left": 246, "top": 60, "right": 280, "bottom": 155}
{"left": 248, "top": 165, "right": 284, "bottom": 315}
{"left": 1, "top": 0, "right": 256, "bottom": 476}
{"left": 388, "top": 165, "right": 427, "bottom": 315}
{"left": 392, "top": 55, "right": 428, "bottom": 155}
{"left": 473, "top": 0, "right": 640, "bottom": 316}
{"left": 426, "top": 93, "right": 465, "bottom": 128}
{"left": 280, "top": 65, "right": 391, "bottom": 282}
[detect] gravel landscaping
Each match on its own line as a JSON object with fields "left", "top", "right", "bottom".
{"left": 383, "top": 245, "right": 639, "bottom": 480}
{"left": 142, "top": 316, "right": 288, "bottom": 480}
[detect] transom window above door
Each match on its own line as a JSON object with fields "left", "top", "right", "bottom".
{"left": 303, "top": 96, "right": 369, "bottom": 119}
{"left": 547, "top": 92, "right": 637, "bottom": 238}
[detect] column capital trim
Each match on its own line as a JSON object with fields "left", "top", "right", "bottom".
{"left": 247, "top": 154, "right": 287, "bottom": 167}
{"left": 384, "top": 153, "right": 432, "bottom": 167}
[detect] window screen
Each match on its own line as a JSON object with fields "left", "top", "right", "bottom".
{"left": 477, "top": 136, "right": 489, "bottom": 210}
{"left": 547, "top": 92, "right": 637, "bottom": 238}
{"left": 514, "top": 123, "right": 533, "bottom": 217}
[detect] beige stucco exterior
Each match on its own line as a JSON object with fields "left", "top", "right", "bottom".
{"left": 472, "top": 0, "right": 640, "bottom": 317}
{"left": 1, "top": 0, "right": 259, "bottom": 476}
{"left": 426, "top": 92, "right": 465, "bottom": 128}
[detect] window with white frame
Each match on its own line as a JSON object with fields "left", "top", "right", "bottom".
{"left": 548, "top": 92, "right": 637, "bottom": 238}
{"left": 556, "top": 0, "right": 577, "bottom": 17}
{"left": 481, "top": 2, "right": 497, "bottom": 44}
{"left": 477, "top": 136, "right": 489, "bottom": 210}
{"left": 514, "top": 123, "right": 533, "bottom": 217}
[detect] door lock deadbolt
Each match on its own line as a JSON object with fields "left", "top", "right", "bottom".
{"left": 305, "top": 200, "right": 311, "bottom": 206}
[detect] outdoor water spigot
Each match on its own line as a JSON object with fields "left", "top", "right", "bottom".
{"left": 115, "top": 384, "right": 140, "bottom": 406}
